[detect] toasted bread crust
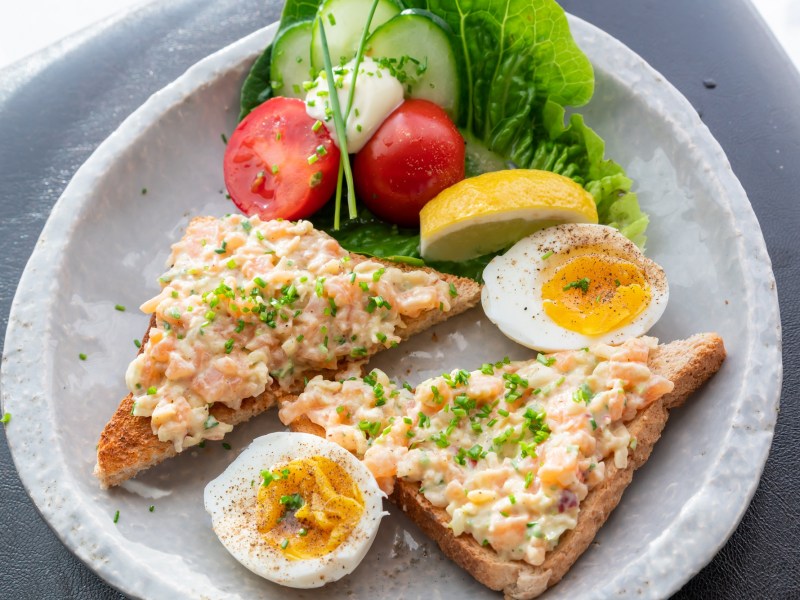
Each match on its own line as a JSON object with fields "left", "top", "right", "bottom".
{"left": 94, "top": 257, "right": 481, "bottom": 488}
{"left": 290, "top": 333, "right": 726, "bottom": 598}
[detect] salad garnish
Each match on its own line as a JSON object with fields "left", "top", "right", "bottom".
{"left": 232, "top": 0, "right": 650, "bottom": 280}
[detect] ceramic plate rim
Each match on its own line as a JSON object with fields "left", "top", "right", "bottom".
{"left": 0, "top": 15, "right": 781, "bottom": 600}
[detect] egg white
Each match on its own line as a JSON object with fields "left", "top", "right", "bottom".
{"left": 204, "top": 432, "right": 386, "bottom": 588}
{"left": 481, "top": 224, "right": 669, "bottom": 352}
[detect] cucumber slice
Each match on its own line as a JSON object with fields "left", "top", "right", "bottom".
{"left": 366, "top": 9, "right": 462, "bottom": 120}
{"left": 270, "top": 21, "right": 313, "bottom": 99}
{"left": 310, "top": 0, "right": 401, "bottom": 72}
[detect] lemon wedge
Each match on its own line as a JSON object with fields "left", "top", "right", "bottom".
{"left": 419, "top": 170, "right": 598, "bottom": 262}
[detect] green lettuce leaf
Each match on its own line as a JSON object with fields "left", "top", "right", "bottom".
{"left": 406, "top": 0, "right": 594, "bottom": 141}
{"left": 279, "top": 0, "right": 322, "bottom": 27}
{"left": 312, "top": 206, "right": 495, "bottom": 281}
{"left": 239, "top": 44, "right": 273, "bottom": 120}
{"left": 528, "top": 101, "right": 649, "bottom": 247}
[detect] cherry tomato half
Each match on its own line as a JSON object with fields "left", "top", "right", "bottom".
{"left": 353, "top": 99, "right": 465, "bottom": 227}
{"left": 223, "top": 97, "right": 340, "bottom": 220}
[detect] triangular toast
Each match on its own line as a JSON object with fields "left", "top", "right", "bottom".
{"left": 288, "top": 333, "right": 726, "bottom": 598}
{"left": 94, "top": 222, "right": 481, "bottom": 488}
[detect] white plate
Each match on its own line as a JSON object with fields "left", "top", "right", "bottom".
{"left": 0, "top": 16, "right": 781, "bottom": 600}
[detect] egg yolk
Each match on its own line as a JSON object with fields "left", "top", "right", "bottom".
{"left": 541, "top": 254, "right": 651, "bottom": 335}
{"left": 256, "top": 455, "right": 365, "bottom": 560}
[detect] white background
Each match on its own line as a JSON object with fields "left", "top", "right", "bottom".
{"left": 0, "top": 0, "right": 799, "bottom": 72}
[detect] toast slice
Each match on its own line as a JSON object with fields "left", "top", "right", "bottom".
{"left": 95, "top": 245, "right": 481, "bottom": 488}
{"left": 289, "top": 333, "right": 726, "bottom": 598}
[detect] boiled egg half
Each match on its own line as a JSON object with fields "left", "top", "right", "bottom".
{"left": 482, "top": 224, "right": 668, "bottom": 351}
{"left": 204, "top": 432, "right": 386, "bottom": 588}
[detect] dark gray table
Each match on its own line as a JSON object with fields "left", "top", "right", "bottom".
{"left": 1, "top": 0, "right": 798, "bottom": 597}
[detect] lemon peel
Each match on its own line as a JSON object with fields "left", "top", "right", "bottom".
{"left": 420, "top": 170, "right": 598, "bottom": 262}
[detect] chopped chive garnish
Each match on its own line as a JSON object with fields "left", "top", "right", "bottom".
{"left": 537, "top": 354, "right": 556, "bottom": 367}
{"left": 326, "top": 297, "right": 338, "bottom": 316}
{"left": 541, "top": 250, "right": 554, "bottom": 260}
{"left": 114, "top": 304, "right": 126, "bottom": 312}
{"left": 311, "top": 120, "right": 322, "bottom": 132}
{"left": 1, "top": 413, "right": 10, "bottom": 425}
{"left": 467, "top": 444, "right": 484, "bottom": 460}
{"left": 222, "top": 442, "right": 232, "bottom": 450}
{"left": 147, "top": 386, "right": 157, "bottom": 395}
{"left": 563, "top": 277, "right": 591, "bottom": 294}
{"left": 572, "top": 382, "right": 594, "bottom": 405}
{"left": 280, "top": 493, "right": 305, "bottom": 511}
{"left": 113, "top": 510, "right": 120, "bottom": 524}
{"left": 79, "top": 353, "right": 87, "bottom": 361}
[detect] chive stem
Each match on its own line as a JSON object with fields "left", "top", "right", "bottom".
{"left": 334, "top": 160, "right": 344, "bottom": 229}
{"left": 344, "top": 0, "right": 380, "bottom": 122}
{"left": 335, "top": 0, "right": 380, "bottom": 223}
{"left": 318, "top": 21, "right": 357, "bottom": 227}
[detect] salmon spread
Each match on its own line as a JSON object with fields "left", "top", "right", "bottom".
{"left": 278, "top": 337, "right": 674, "bottom": 566}
{"left": 125, "top": 215, "right": 454, "bottom": 450}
